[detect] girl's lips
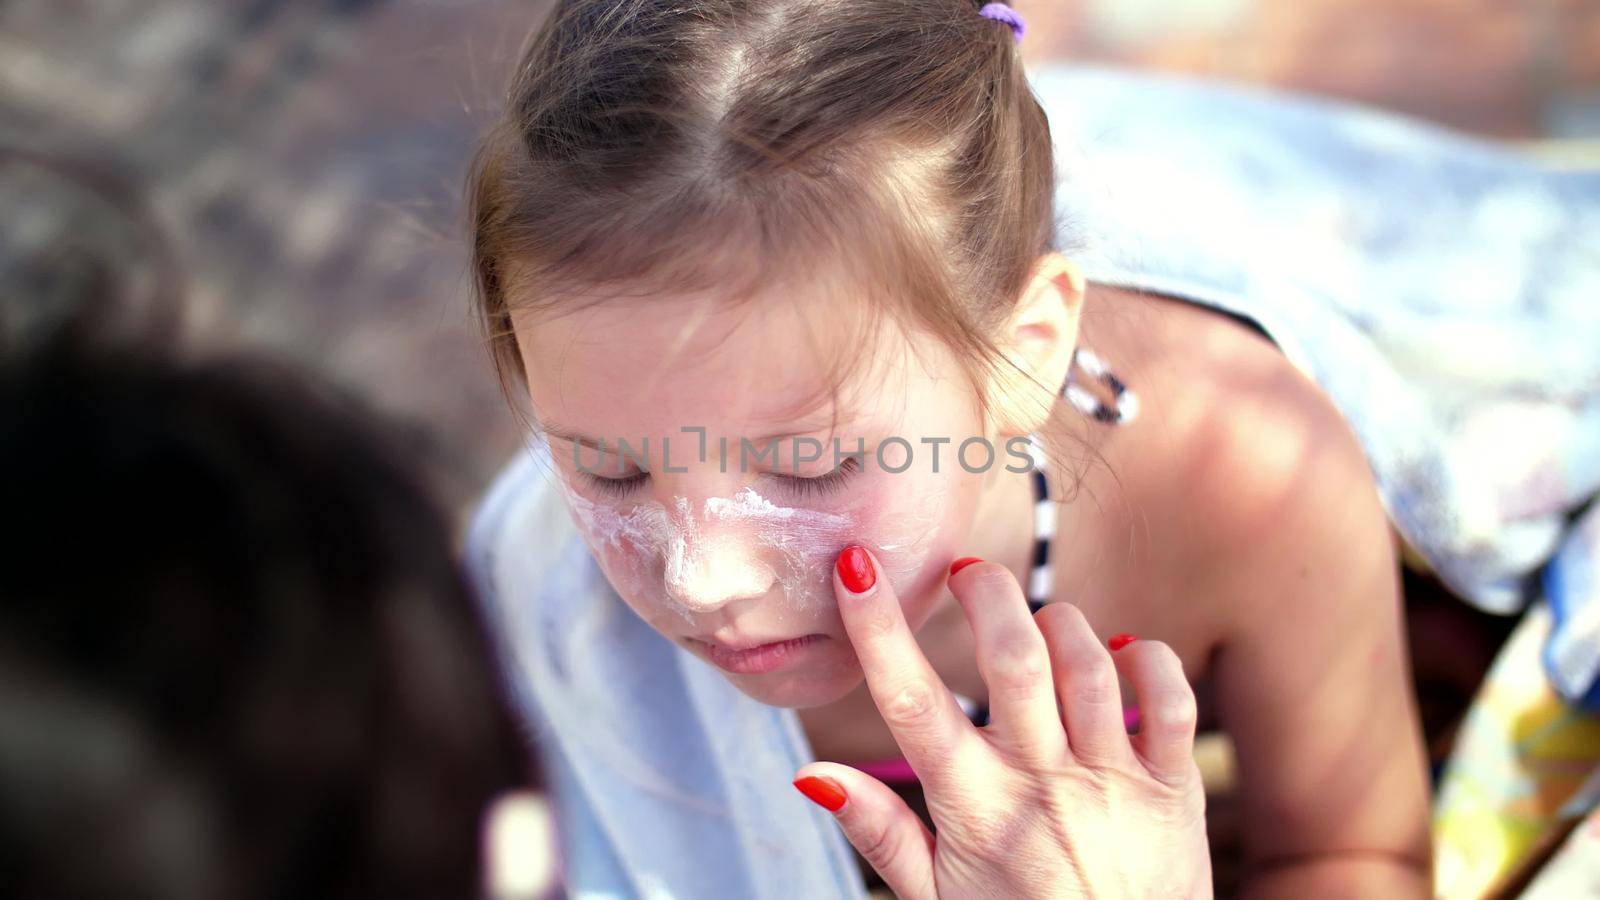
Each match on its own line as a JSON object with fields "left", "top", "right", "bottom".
{"left": 699, "top": 634, "right": 825, "bottom": 674}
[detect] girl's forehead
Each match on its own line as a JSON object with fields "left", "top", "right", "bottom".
{"left": 514, "top": 285, "right": 933, "bottom": 432}
{"left": 521, "top": 279, "right": 855, "bottom": 355}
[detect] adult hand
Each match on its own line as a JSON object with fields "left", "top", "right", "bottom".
{"left": 793, "top": 547, "right": 1212, "bottom": 899}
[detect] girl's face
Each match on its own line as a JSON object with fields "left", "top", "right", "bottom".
{"left": 513, "top": 282, "right": 1001, "bottom": 708}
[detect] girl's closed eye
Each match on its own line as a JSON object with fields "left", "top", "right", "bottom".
{"left": 769, "top": 454, "right": 861, "bottom": 500}
{"left": 580, "top": 469, "right": 649, "bottom": 498}
{"left": 576, "top": 456, "right": 863, "bottom": 500}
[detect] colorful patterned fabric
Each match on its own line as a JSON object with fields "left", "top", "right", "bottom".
{"left": 1434, "top": 604, "right": 1600, "bottom": 897}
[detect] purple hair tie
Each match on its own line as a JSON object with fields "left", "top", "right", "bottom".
{"left": 978, "top": 2, "right": 1025, "bottom": 44}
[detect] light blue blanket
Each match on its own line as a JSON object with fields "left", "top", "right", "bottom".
{"left": 467, "top": 443, "right": 866, "bottom": 898}
{"left": 1027, "top": 66, "right": 1600, "bottom": 705}
{"left": 464, "top": 64, "right": 1600, "bottom": 896}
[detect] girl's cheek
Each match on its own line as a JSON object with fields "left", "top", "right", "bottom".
{"left": 756, "top": 475, "right": 958, "bottom": 618}
{"left": 590, "top": 538, "right": 659, "bottom": 605}
{"left": 861, "top": 476, "right": 960, "bottom": 611}
{"left": 555, "top": 483, "right": 671, "bottom": 610}
{"left": 554, "top": 473, "right": 964, "bottom": 626}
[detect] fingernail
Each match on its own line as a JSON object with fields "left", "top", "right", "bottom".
{"left": 836, "top": 546, "right": 876, "bottom": 594}
{"left": 1109, "top": 633, "right": 1138, "bottom": 651}
{"left": 793, "top": 775, "right": 847, "bottom": 812}
{"left": 949, "top": 556, "right": 983, "bottom": 576}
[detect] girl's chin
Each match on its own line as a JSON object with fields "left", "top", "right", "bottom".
{"left": 721, "top": 660, "right": 864, "bottom": 709}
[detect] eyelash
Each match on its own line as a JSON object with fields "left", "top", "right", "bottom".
{"left": 578, "top": 456, "right": 862, "bottom": 499}
{"left": 777, "top": 455, "right": 861, "bottom": 499}
{"left": 580, "top": 470, "right": 649, "bottom": 498}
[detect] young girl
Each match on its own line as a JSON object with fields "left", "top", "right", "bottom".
{"left": 463, "top": 1, "right": 1600, "bottom": 896}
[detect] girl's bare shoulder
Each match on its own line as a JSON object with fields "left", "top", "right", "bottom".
{"left": 1076, "top": 285, "right": 1391, "bottom": 636}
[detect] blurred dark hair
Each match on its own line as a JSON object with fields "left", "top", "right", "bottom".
{"left": 0, "top": 152, "right": 529, "bottom": 899}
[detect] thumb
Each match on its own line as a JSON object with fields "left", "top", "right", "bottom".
{"left": 794, "top": 761, "right": 937, "bottom": 900}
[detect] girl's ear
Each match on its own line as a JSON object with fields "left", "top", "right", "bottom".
{"left": 988, "top": 252, "right": 1085, "bottom": 437}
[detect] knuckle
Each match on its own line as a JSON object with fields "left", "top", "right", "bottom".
{"left": 1147, "top": 690, "right": 1198, "bottom": 734}
{"left": 853, "top": 817, "right": 903, "bottom": 873}
{"left": 1035, "top": 601, "right": 1091, "bottom": 642}
{"left": 1069, "top": 658, "right": 1118, "bottom": 706}
{"left": 1133, "top": 641, "right": 1197, "bottom": 732}
{"left": 880, "top": 680, "right": 939, "bottom": 729}
{"left": 988, "top": 636, "right": 1049, "bottom": 694}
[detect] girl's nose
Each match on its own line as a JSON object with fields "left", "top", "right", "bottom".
{"left": 647, "top": 469, "right": 775, "bottom": 612}
{"left": 660, "top": 507, "right": 775, "bottom": 613}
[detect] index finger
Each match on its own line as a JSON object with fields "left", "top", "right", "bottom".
{"left": 834, "top": 545, "right": 974, "bottom": 792}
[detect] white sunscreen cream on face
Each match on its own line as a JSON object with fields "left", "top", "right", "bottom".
{"left": 557, "top": 479, "right": 951, "bottom": 625}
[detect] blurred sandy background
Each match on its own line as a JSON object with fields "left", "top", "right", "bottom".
{"left": 3, "top": 0, "right": 1598, "bottom": 518}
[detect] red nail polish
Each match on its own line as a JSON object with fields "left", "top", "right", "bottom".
{"left": 794, "top": 775, "right": 847, "bottom": 812}
{"left": 949, "top": 556, "right": 983, "bottom": 576}
{"left": 1109, "top": 633, "right": 1138, "bottom": 651}
{"left": 836, "top": 546, "right": 876, "bottom": 594}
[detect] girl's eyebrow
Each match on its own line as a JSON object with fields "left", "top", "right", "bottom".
{"left": 536, "top": 421, "right": 606, "bottom": 451}
{"left": 756, "top": 419, "right": 857, "bottom": 444}
{"left": 535, "top": 414, "right": 862, "bottom": 451}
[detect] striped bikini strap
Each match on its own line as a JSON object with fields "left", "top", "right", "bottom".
{"left": 1025, "top": 346, "right": 1138, "bottom": 613}
{"left": 1025, "top": 462, "right": 1055, "bottom": 613}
